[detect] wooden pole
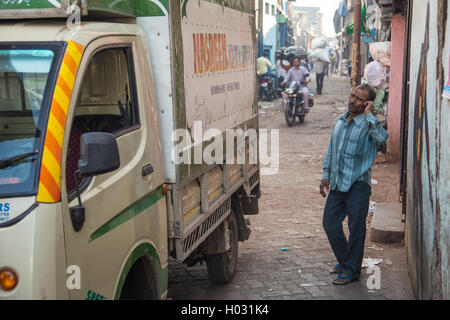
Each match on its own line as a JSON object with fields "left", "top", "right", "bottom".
{"left": 352, "top": 0, "right": 361, "bottom": 88}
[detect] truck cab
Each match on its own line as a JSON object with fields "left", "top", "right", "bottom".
{"left": 0, "top": 0, "right": 259, "bottom": 300}
{"left": 0, "top": 21, "right": 168, "bottom": 300}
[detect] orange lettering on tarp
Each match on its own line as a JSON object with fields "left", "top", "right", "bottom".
{"left": 200, "top": 33, "right": 206, "bottom": 73}
{"left": 193, "top": 33, "right": 230, "bottom": 75}
{"left": 193, "top": 33, "right": 200, "bottom": 74}
{"left": 222, "top": 34, "right": 228, "bottom": 69}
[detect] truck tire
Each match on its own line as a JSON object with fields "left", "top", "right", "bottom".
{"left": 206, "top": 212, "right": 238, "bottom": 284}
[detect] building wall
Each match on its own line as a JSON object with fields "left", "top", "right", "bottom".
{"left": 386, "top": 13, "right": 406, "bottom": 162}
{"left": 406, "top": 0, "right": 450, "bottom": 299}
{"left": 262, "top": 0, "right": 278, "bottom": 63}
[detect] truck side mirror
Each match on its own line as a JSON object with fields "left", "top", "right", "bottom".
{"left": 78, "top": 132, "right": 120, "bottom": 177}
{"left": 70, "top": 132, "right": 120, "bottom": 232}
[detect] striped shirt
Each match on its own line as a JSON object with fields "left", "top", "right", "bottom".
{"left": 322, "top": 111, "right": 389, "bottom": 192}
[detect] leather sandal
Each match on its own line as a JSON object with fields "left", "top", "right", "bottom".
{"left": 332, "top": 272, "right": 358, "bottom": 285}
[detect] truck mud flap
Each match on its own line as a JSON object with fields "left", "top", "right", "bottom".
{"left": 231, "top": 194, "right": 251, "bottom": 242}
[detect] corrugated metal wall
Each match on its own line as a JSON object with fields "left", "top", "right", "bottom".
{"left": 405, "top": 0, "right": 449, "bottom": 300}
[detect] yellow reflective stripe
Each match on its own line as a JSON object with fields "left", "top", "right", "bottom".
{"left": 37, "top": 181, "right": 54, "bottom": 203}
{"left": 47, "top": 113, "right": 65, "bottom": 148}
{"left": 37, "top": 40, "right": 85, "bottom": 203}
{"left": 59, "top": 63, "right": 76, "bottom": 89}
{"left": 53, "top": 85, "right": 70, "bottom": 113}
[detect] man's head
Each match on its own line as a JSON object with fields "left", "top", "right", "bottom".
{"left": 348, "top": 84, "right": 376, "bottom": 114}
{"left": 292, "top": 57, "right": 300, "bottom": 68}
{"left": 263, "top": 51, "right": 268, "bottom": 58}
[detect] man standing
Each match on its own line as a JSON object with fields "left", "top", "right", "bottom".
{"left": 276, "top": 53, "right": 287, "bottom": 82}
{"left": 257, "top": 51, "right": 279, "bottom": 89}
{"left": 320, "top": 84, "right": 388, "bottom": 285}
{"left": 314, "top": 59, "right": 328, "bottom": 95}
{"left": 282, "top": 57, "right": 311, "bottom": 111}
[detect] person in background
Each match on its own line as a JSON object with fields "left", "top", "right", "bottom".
{"left": 330, "top": 53, "right": 336, "bottom": 75}
{"left": 308, "top": 56, "right": 314, "bottom": 72}
{"left": 276, "top": 53, "right": 287, "bottom": 85}
{"left": 281, "top": 57, "right": 291, "bottom": 73}
{"left": 335, "top": 52, "right": 340, "bottom": 75}
{"left": 282, "top": 57, "right": 311, "bottom": 112}
{"left": 257, "top": 51, "right": 279, "bottom": 89}
{"left": 314, "top": 59, "right": 329, "bottom": 95}
{"left": 301, "top": 57, "right": 310, "bottom": 71}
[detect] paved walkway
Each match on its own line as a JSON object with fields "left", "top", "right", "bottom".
{"left": 167, "top": 75, "right": 415, "bottom": 300}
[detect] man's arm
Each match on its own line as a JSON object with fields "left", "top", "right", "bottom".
{"left": 284, "top": 69, "right": 292, "bottom": 84}
{"left": 320, "top": 132, "right": 333, "bottom": 197}
{"left": 364, "top": 102, "right": 389, "bottom": 145}
{"left": 303, "top": 67, "right": 311, "bottom": 83}
{"left": 265, "top": 58, "right": 273, "bottom": 70}
{"left": 322, "top": 133, "right": 333, "bottom": 181}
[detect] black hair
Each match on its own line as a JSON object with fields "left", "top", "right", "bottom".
{"left": 357, "top": 84, "right": 376, "bottom": 101}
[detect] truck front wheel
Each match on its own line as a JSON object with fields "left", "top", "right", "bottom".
{"left": 206, "top": 212, "right": 238, "bottom": 284}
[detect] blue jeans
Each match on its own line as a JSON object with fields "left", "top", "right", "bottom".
{"left": 322, "top": 181, "right": 371, "bottom": 278}
{"left": 316, "top": 72, "right": 325, "bottom": 94}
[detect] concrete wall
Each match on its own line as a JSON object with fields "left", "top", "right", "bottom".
{"left": 386, "top": 13, "right": 406, "bottom": 162}
{"left": 405, "top": 0, "right": 450, "bottom": 300}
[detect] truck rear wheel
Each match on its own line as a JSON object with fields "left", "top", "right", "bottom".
{"left": 206, "top": 212, "right": 238, "bottom": 284}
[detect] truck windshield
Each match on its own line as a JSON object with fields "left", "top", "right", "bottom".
{"left": 0, "top": 46, "right": 60, "bottom": 198}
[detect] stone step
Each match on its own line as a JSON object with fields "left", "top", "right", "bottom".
{"left": 369, "top": 201, "right": 405, "bottom": 243}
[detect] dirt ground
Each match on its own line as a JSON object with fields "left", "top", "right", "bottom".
{"left": 167, "top": 74, "right": 415, "bottom": 300}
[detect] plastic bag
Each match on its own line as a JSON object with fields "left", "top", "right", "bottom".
{"left": 364, "top": 61, "right": 388, "bottom": 88}
{"left": 284, "top": 46, "right": 308, "bottom": 62}
{"left": 310, "top": 47, "right": 330, "bottom": 63}
{"left": 369, "top": 42, "right": 391, "bottom": 66}
{"left": 311, "top": 38, "right": 328, "bottom": 50}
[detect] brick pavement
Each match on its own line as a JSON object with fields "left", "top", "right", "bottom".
{"left": 167, "top": 75, "right": 415, "bottom": 300}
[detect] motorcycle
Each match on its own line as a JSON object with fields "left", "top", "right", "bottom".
{"left": 282, "top": 81, "right": 314, "bottom": 127}
{"left": 258, "top": 74, "right": 278, "bottom": 102}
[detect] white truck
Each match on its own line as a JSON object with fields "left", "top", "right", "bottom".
{"left": 0, "top": 0, "right": 260, "bottom": 300}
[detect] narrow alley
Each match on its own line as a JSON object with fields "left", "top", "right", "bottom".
{"left": 167, "top": 75, "right": 414, "bottom": 300}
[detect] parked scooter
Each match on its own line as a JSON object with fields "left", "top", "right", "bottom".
{"left": 258, "top": 74, "right": 278, "bottom": 101}
{"left": 282, "top": 81, "right": 314, "bottom": 126}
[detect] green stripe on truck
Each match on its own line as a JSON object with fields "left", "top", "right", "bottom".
{"left": 89, "top": 185, "right": 165, "bottom": 242}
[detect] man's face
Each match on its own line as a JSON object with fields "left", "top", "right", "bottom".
{"left": 348, "top": 87, "right": 369, "bottom": 114}
{"left": 293, "top": 59, "right": 300, "bottom": 67}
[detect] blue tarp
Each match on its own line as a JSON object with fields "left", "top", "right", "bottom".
{"left": 338, "top": 0, "right": 346, "bottom": 17}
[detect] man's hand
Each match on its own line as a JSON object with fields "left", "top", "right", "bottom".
{"left": 364, "top": 101, "right": 375, "bottom": 115}
{"left": 320, "top": 179, "right": 330, "bottom": 198}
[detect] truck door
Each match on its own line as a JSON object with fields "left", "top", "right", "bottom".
{"left": 61, "top": 36, "right": 167, "bottom": 300}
